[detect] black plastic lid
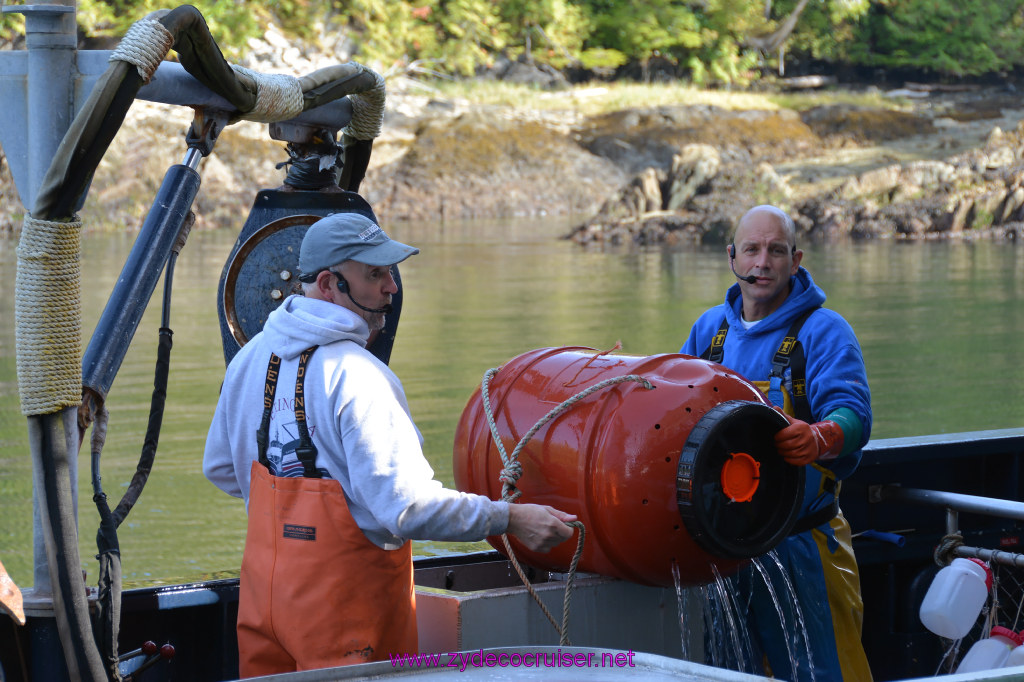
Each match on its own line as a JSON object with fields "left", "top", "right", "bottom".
{"left": 677, "top": 400, "right": 804, "bottom": 560}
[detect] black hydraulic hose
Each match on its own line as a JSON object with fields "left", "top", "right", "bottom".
{"left": 31, "top": 411, "right": 108, "bottom": 681}
{"left": 338, "top": 139, "right": 374, "bottom": 192}
{"left": 34, "top": 68, "right": 143, "bottom": 220}
{"left": 113, "top": 324, "right": 173, "bottom": 524}
{"left": 90, "top": 255, "right": 176, "bottom": 681}
{"left": 90, "top": 409, "right": 122, "bottom": 682}
{"left": 160, "top": 5, "right": 259, "bottom": 113}
{"left": 34, "top": 5, "right": 241, "bottom": 220}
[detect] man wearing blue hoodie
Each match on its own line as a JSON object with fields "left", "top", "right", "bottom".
{"left": 681, "top": 205, "right": 872, "bottom": 681}
{"left": 204, "top": 212, "right": 576, "bottom": 677}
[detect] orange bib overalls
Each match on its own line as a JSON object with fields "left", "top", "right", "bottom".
{"left": 237, "top": 347, "right": 417, "bottom": 677}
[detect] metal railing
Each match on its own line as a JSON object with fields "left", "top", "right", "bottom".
{"left": 875, "top": 485, "right": 1024, "bottom": 568}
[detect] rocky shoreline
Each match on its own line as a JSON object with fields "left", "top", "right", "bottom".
{"left": 3, "top": 74, "right": 1024, "bottom": 244}
{"left": 369, "top": 85, "right": 1024, "bottom": 244}
{"left": 563, "top": 92, "right": 1024, "bottom": 245}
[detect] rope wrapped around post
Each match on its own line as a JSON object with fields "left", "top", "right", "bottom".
{"left": 480, "top": 367, "right": 655, "bottom": 645}
{"left": 934, "top": 533, "right": 964, "bottom": 567}
{"left": 342, "top": 65, "right": 386, "bottom": 140}
{"left": 229, "top": 65, "right": 305, "bottom": 123}
{"left": 109, "top": 16, "right": 174, "bottom": 83}
{"left": 15, "top": 215, "right": 83, "bottom": 416}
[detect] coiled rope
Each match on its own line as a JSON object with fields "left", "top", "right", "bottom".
{"left": 343, "top": 65, "right": 386, "bottom": 140}
{"left": 15, "top": 215, "right": 83, "bottom": 416}
{"left": 479, "top": 367, "right": 654, "bottom": 645}
{"left": 108, "top": 17, "right": 174, "bottom": 83}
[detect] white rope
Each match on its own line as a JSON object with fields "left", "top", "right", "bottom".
{"left": 108, "top": 18, "right": 174, "bottom": 83}
{"left": 482, "top": 369, "right": 654, "bottom": 502}
{"left": 15, "top": 214, "right": 82, "bottom": 416}
{"left": 343, "top": 64, "right": 386, "bottom": 140}
{"left": 479, "top": 365, "right": 655, "bottom": 645}
{"left": 230, "top": 65, "right": 305, "bottom": 123}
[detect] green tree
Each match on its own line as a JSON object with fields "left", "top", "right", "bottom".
{"left": 76, "top": 0, "right": 272, "bottom": 57}
{"left": 340, "top": 0, "right": 444, "bottom": 71}
{"left": 846, "top": 0, "right": 1024, "bottom": 77}
{"left": 497, "top": 0, "right": 592, "bottom": 68}
{"left": 782, "top": 0, "right": 871, "bottom": 62}
{"left": 433, "top": 0, "right": 510, "bottom": 74}
{"left": 584, "top": 0, "right": 704, "bottom": 70}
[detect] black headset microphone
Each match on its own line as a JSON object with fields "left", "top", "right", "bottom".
{"left": 727, "top": 244, "right": 758, "bottom": 284}
{"left": 330, "top": 270, "right": 393, "bottom": 315}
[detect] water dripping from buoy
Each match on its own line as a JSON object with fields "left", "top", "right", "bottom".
{"left": 672, "top": 553, "right": 825, "bottom": 679}
{"left": 749, "top": 556, "right": 800, "bottom": 679}
{"left": 671, "top": 561, "right": 691, "bottom": 661}
{"left": 708, "top": 563, "right": 755, "bottom": 672}
{"left": 764, "top": 549, "right": 816, "bottom": 681}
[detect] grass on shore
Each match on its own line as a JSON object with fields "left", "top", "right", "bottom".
{"left": 418, "top": 79, "right": 908, "bottom": 116}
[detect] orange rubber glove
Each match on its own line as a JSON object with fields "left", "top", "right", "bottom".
{"left": 773, "top": 410, "right": 844, "bottom": 466}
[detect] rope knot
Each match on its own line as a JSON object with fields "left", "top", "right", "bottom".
{"left": 499, "top": 461, "right": 523, "bottom": 501}
{"left": 935, "top": 533, "right": 964, "bottom": 567}
{"left": 499, "top": 461, "right": 522, "bottom": 486}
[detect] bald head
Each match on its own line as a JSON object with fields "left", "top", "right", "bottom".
{"left": 729, "top": 205, "right": 802, "bottom": 321}
{"left": 734, "top": 205, "right": 796, "bottom": 250}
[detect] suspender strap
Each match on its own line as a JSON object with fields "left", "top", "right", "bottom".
{"left": 767, "top": 306, "right": 819, "bottom": 422}
{"left": 701, "top": 318, "right": 730, "bottom": 363}
{"left": 293, "top": 346, "right": 321, "bottom": 478}
{"left": 255, "top": 347, "right": 321, "bottom": 478}
{"left": 789, "top": 497, "right": 838, "bottom": 535}
{"left": 257, "top": 354, "right": 282, "bottom": 469}
{"left": 789, "top": 477, "right": 840, "bottom": 535}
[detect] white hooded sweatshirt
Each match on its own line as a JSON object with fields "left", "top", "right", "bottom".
{"left": 203, "top": 294, "right": 509, "bottom": 550}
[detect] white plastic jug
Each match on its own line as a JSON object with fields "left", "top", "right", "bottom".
{"left": 957, "top": 626, "right": 1021, "bottom": 673}
{"left": 1004, "top": 636, "right": 1024, "bottom": 668}
{"left": 919, "top": 557, "right": 992, "bottom": 639}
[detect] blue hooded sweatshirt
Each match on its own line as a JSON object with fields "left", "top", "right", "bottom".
{"left": 681, "top": 266, "right": 871, "bottom": 482}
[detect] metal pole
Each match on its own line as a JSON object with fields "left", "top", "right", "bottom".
{"left": 878, "top": 485, "right": 1024, "bottom": 523}
{"left": 955, "top": 545, "right": 1024, "bottom": 570}
{"left": 6, "top": 1, "right": 78, "bottom": 212}
{"left": 2, "top": 0, "right": 79, "bottom": 596}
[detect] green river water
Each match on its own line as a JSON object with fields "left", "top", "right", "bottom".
{"left": 1, "top": 219, "right": 1023, "bottom": 589}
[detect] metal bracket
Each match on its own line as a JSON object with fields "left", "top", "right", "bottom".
{"left": 867, "top": 483, "right": 892, "bottom": 504}
{"left": 184, "top": 108, "right": 230, "bottom": 160}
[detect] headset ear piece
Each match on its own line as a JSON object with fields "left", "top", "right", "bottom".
{"left": 328, "top": 270, "right": 348, "bottom": 294}
{"left": 728, "top": 244, "right": 735, "bottom": 259}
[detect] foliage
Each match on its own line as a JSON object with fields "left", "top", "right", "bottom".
{"left": 584, "top": 0, "right": 705, "bottom": 64}
{"left": 11, "top": 1, "right": 1024, "bottom": 82}
{"left": 844, "top": 0, "right": 1024, "bottom": 76}
{"left": 496, "top": 0, "right": 592, "bottom": 68}
{"left": 76, "top": 1, "right": 276, "bottom": 57}
{"left": 339, "top": 0, "right": 449, "bottom": 72}
{"left": 778, "top": 0, "right": 872, "bottom": 62}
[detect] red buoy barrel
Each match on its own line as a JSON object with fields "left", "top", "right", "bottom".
{"left": 453, "top": 347, "right": 804, "bottom": 587}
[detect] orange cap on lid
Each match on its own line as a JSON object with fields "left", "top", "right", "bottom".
{"left": 721, "top": 451, "right": 760, "bottom": 503}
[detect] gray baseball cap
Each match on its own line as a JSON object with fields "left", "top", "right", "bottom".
{"left": 298, "top": 213, "right": 419, "bottom": 280}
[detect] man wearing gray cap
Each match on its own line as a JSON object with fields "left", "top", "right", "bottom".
{"left": 203, "top": 212, "right": 576, "bottom": 678}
